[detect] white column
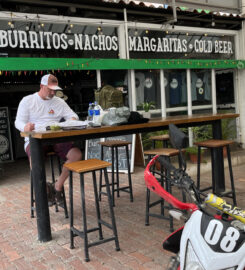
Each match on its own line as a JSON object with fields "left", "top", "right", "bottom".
{"left": 129, "top": 70, "right": 136, "bottom": 111}
{"left": 118, "top": 24, "right": 126, "bottom": 59}
{"left": 96, "top": 70, "right": 101, "bottom": 88}
{"left": 123, "top": 8, "right": 129, "bottom": 59}
{"left": 187, "top": 69, "right": 193, "bottom": 146}
{"left": 160, "top": 70, "right": 166, "bottom": 117}
{"left": 237, "top": 67, "right": 245, "bottom": 147}
{"left": 187, "top": 69, "right": 192, "bottom": 116}
{"left": 242, "top": 0, "right": 245, "bottom": 16}
{"left": 236, "top": 23, "right": 245, "bottom": 148}
{"left": 211, "top": 69, "right": 217, "bottom": 114}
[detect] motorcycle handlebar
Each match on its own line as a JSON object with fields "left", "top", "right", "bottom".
{"left": 144, "top": 155, "right": 198, "bottom": 212}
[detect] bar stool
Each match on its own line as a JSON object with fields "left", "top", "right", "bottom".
{"left": 98, "top": 140, "right": 133, "bottom": 206}
{"left": 64, "top": 159, "right": 120, "bottom": 262}
{"left": 31, "top": 152, "right": 68, "bottom": 218}
{"left": 149, "top": 134, "right": 170, "bottom": 148}
{"left": 144, "top": 148, "right": 185, "bottom": 232}
{"left": 194, "top": 139, "right": 236, "bottom": 205}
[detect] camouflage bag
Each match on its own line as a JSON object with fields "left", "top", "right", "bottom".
{"left": 94, "top": 85, "right": 124, "bottom": 109}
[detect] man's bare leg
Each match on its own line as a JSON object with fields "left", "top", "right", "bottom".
{"left": 55, "top": 147, "right": 82, "bottom": 192}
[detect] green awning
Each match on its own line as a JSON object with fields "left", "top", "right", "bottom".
{"left": 0, "top": 57, "right": 244, "bottom": 71}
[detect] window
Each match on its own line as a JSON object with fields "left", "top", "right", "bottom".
{"left": 191, "top": 70, "right": 211, "bottom": 106}
{"left": 134, "top": 70, "right": 161, "bottom": 110}
{"left": 165, "top": 70, "right": 187, "bottom": 108}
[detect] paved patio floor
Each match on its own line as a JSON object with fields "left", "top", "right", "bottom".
{"left": 1, "top": 155, "right": 245, "bottom": 270}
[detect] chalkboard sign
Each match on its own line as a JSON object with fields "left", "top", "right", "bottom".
{"left": 85, "top": 134, "right": 135, "bottom": 173}
{"left": 0, "top": 107, "right": 13, "bottom": 162}
{"left": 85, "top": 138, "right": 102, "bottom": 160}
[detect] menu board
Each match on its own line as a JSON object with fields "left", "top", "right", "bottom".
{"left": 85, "top": 134, "right": 135, "bottom": 173}
{"left": 85, "top": 138, "right": 102, "bottom": 160}
{"left": 0, "top": 107, "right": 13, "bottom": 162}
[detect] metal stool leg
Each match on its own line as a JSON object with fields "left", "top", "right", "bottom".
{"left": 62, "top": 186, "right": 69, "bottom": 218}
{"left": 103, "top": 168, "right": 120, "bottom": 251}
{"left": 160, "top": 163, "right": 165, "bottom": 216}
{"left": 166, "top": 157, "right": 174, "bottom": 232}
{"left": 145, "top": 189, "right": 150, "bottom": 226}
{"left": 125, "top": 145, "right": 133, "bottom": 202}
{"left": 152, "top": 140, "right": 155, "bottom": 149}
{"left": 99, "top": 145, "right": 104, "bottom": 201}
{"left": 69, "top": 171, "right": 75, "bottom": 249}
{"left": 210, "top": 148, "right": 216, "bottom": 194}
{"left": 111, "top": 147, "right": 115, "bottom": 206}
{"left": 92, "top": 171, "right": 103, "bottom": 240}
{"left": 145, "top": 155, "right": 151, "bottom": 226}
{"left": 30, "top": 171, "right": 35, "bottom": 218}
{"left": 80, "top": 173, "right": 89, "bottom": 262}
{"left": 178, "top": 153, "right": 186, "bottom": 203}
{"left": 115, "top": 146, "right": 120, "bottom": 198}
{"left": 49, "top": 155, "right": 59, "bottom": 212}
{"left": 56, "top": 156, "right": 69, "bottom": 218}
{"left": 226, "top": 145, "right": 237, "bottom": 205}
{"left": 197, "top": 146, "right": 201, "bottom": 190}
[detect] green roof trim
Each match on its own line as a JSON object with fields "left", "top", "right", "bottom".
{"left": 0, "top": 58, "right": 244, "bottom": 71}
{"left": 196, "top": 8, "right": 210, "bottom": 14}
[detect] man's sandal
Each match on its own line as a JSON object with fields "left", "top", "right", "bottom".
{"left": 52, "top": 182, "right": 64, "bottom": 206}
{"left": 46, "top": 182, "right": 56, "bottom": 206}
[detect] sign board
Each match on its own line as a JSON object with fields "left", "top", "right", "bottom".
{"left": 0, "top": 29, "right": 235, "bottom": 57}
{"left": 128, "top": 32, "right": 235, "bottom": 60}
{"left": 0, "top": 107, "right": 13, "bottom": 162}
{"left": 85, "top": 138, "right": 102, "bottom": 160}
{"left": 85, "top": 134, "right": 136, "bottom": 173}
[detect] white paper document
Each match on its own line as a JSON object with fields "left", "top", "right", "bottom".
{"left": 58, "top": 120, "right": 88, "bottom": 129}
{"left": 34, "top": 120, "right": 88, "bottom": 132}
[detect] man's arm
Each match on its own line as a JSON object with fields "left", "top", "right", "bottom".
{"left": 15, "top": 98, "right": 35, "bottom": 132}
{"left": 61, "top": 99, "right": 79, "bottom": 121}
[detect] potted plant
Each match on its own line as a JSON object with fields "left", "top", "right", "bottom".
{"left": 186, "top": 146, "right": 205, "bottom": 163}
{"left": 185, "top": 126, "right": 212, "bottom": 163}
{"left": 221, "top": 117, "right": 236, "bottom": 157}
{"left": 140, "top": 101, "right": 155, "bottom": 118}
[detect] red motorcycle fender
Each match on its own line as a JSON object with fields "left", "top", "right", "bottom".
{"left": 162, "top": 226, "right": 184, "bottom": 254}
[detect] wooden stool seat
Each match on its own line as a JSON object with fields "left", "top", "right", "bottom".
{"left": 149, "top": 134, "right": 170, "bottom": 141}
{"left": 64, "top": 159, "right": 111, "bottom": 173}
{"left": 98, "top": 140, "right": 131, "bottom": 147}
{"left": 66, "top": 158, "right": 120, "bottom": 262}
{"left": 144, "top": 148, "right": 185, "bottom": 157}
{"left": 194, "top": 139, "right": 233, "bottom": 148}
{"left": 150, "top": 134, "right": 169, "bottom": 148}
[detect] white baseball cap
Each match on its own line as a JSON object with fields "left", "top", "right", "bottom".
{"left": 40, "top": 74, "right": 62, "bottom": 90}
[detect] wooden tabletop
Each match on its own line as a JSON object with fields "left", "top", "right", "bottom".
{"left": 21, "top": 113, "right": 239, "bottom": 140}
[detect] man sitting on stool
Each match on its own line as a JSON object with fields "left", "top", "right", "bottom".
{"left": 15, "top": 74, "right": 82, "bottom": 205}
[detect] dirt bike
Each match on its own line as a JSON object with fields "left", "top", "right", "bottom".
{"left": 144, "top": 124, "right": 245, "bottom": 270}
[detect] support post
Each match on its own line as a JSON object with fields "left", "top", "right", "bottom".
{"left": 30, "top": 137, "right": 52, "bottom": 242}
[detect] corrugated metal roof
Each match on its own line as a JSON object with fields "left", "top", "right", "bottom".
{"left": 0, "top": 0, "right": 242, "bottom": 30}
{"left": 102, "top": 0, "right": 241, "bottom": 17}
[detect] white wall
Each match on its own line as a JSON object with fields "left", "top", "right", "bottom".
{"left": 236, "top": 23, "right": 245, "bottom": 147}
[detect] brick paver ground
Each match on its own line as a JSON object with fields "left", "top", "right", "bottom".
{"left": 0, "top": 155, "right": 245, "bottom": 270}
